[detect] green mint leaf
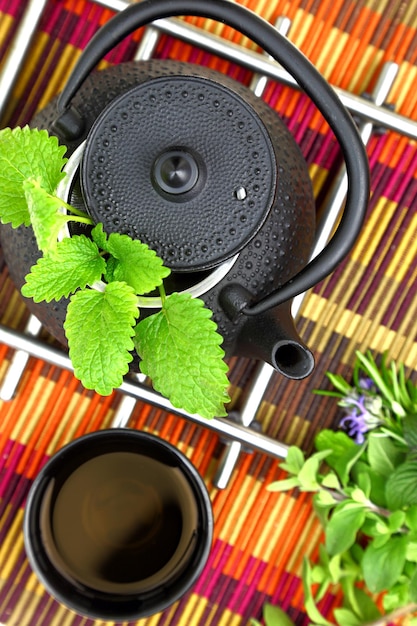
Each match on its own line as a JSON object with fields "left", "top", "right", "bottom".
{"left": 297, "top": 449, "right": 332, "bottom": 491}
{"left": 320, "top": 471, "right": 341, "bottom": 490}
{"left": 23, "top": 178, "right": 70, "bottom": 252}
{"left": 367, "top": 434, "right": 405, "bottom": 477}
{"left": 332, "top": 608, "right": 361, "bottom": 626}
{"left": 302, "top": 559, "right": 334, "bottom": 626}
{"left": 102, "top": 231, "right": 170, "bottom": 294}
{"left": 134, "top": 292, "right": 230, "bottom": 419}
{"left": 406, "top": 505, "right": 417, "bottom": 532}
{"left": 325, "top": 501, "right": 366, "bottom": 556}
{"left": 362, "top": 535, "right": 408, "bottom": 593}
{"left": 351, "top": 460, "right": 387, "bottom": 508}
{"left": 403, "top": 414, "right": 417, "bottom": 448}
{"left": 91, "top": 223, "right": 108, "bottom": 250}
{"left": 383, "top": 582, "right": 411, "bottom": 613}
{"left": 22, "top": 235, "right": 106, "bottom": 302}
{"left": 315, "top": 429, "right": 364, "bottom": 486}
{"left": 263, "top": 604, "right": 296, "bottom": 626}
{"left": 280, "top": 446, "right": 305, "bottom": 475}
{"left": 267, "top": 476, "right": 300, "bottom": 492}
{"left": 64, "top": 282, "right": 139, "bottom": 395}
{"left": 0, "top": 126, "right": 67, "bottom": 227}
{"left": 385, "top": 461, "right": 417, "bottom": 510}
{"left": 342, "top": 585, "right": 381, "bottom": 622}
{"left": 410, "top": 567, "right": 417, "bottom": 603}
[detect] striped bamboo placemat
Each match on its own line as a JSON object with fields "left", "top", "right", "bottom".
{"left": 0, "top": 0, "right": 416, "bottom": 624}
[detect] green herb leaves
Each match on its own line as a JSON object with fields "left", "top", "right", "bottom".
{"left": 135, "top": 292, "right": 230, "bottom": 418}
{"left": 266, "top": 352, "right": 417, "bottom": 626}
{"left": 0, "top": 126, "right": 230, "bottom": 417}
{"left": 0, "top": 126, "right": 67, "bottom": 227}
{"left": 92, "top": 225, "right": 170, "bottom": 294}
{"left": 21, "top": 235, "right": 106, "bottom": 301}
{"left": 65, "top": 282, "right": 139, "bottom": 395}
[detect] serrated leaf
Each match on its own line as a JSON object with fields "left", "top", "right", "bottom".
{"left": 385, "top": 461, "right": 417, "bottom": 510}
{"left": 362, "top": 535, "right": 408, "bottom": 593}
{"left": 22, "top": 235, "right": 106, "bottom": 302}
{"left": 64, "top": 282, "right": 139, "bottom": 395}
{"left": 23, "top": 178, "right": 70, "bottom": 252}
{"left": 91, "top": 223, "right": 108, "bottom": 249}
{"left": 134, "top": 292, "right": 230, "bottom": 419}
{"left": 103, "top": 232, "right": 170, "bottom": 294}
{"left": 0, "top": 126, "right": 67, "bottom": 227}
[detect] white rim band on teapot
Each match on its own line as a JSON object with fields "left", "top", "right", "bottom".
{"left": 56, "top": 142, "right": 239, "bottom": 309}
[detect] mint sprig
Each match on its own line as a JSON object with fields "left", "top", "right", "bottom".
{"left": 0, "top": 126, "right": 67, "bottom": 227}
{"left": 0, "top": 127, "right": 230, "bottom": 417}
{"left": 135, "top": 292, "right": 231, "bottom": 418}
{"left": 93, "top": 225, "right": 171, "bottom": 294}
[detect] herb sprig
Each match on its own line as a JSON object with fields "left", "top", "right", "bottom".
{"left": 0, "top": 126, "right": 230, "bottom": 418}
{"left": 257, "top": 351, "right": 417, "bottom": 626}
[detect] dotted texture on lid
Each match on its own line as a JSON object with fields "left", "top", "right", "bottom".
{"left": 80, "top": 75, "right": 277, "bottom": 271}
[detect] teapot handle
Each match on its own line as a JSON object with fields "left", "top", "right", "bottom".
{"left": 55, "top": 0, "right": 369, "bottom": 314}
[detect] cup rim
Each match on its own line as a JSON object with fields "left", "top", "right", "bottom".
{"left": 23, "top": 428, "right": 213, "bottom": 621}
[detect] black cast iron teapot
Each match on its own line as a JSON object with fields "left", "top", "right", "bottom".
{"left": 0, "top": 0, "right": 369, "bottom": 380}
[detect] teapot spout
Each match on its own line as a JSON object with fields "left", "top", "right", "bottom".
{"left": 237, "top": 303, "right": 314, "bottom": 380}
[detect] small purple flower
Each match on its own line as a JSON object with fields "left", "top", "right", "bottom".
{"left": 339, "top": 393, "right": 382, "bottom": 444}
{"left": 358, "top": 376, "right": 375, "bottom": 392}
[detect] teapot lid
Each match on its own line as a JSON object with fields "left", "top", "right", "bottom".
{"left": 80, "top": 75, "right": 277, "bottom": 271}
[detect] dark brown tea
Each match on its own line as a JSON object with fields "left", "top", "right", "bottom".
{"left": 40, "top": 451, "right": 199, "bottom": 594}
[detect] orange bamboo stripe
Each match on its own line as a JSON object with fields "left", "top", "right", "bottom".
{"left": 17, "top": 370, "right": 73, "bottom": 478}
{"left": 0, "top": 360, "right": 45, "bottom": 454}
{"left": 261, "top": 492, "right": 314, "bottom": 595}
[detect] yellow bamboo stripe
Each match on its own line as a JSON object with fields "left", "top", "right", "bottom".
{"left": 303, "top": 293, "right": 417, "bottom": 366}
{"left": 7, "top": 376, "right": 55, "bottom": 443}
{"left": 386, "top": 212, "right": 417, "bottom": 280}
{"left": 316, "top": 30, "right": 350, "bottom": 79}
{"left": 286, "top": 516, "right": 323, "bottom": 575}
{"left": 250, "top": 493, "right": 296, "bottom": 561}
{"left": 0, "top": 13, "right": 13, "bottom": 48}
{"left": 24, "top": 570, "right": 44, "bottom": 595}
{"left": 351, "top": 199, "right": 399, "bottom": 265}
{"left": 37, "top": 45, "right": 83, "bottom": 113}
{"left": 0, "top": 290, "right": 28, "bottom": 329}
{"left": 291, "top": 10, "right": 315, "bottom": 51}
{"left": 0, "top": 510, "right": 24, "bottom": 580}
{"left": 224, "top": 612, "right": 243, "bottom": 626}
{"left": 217, "top": 474, "right": 262, "bottom": 543}
{"left": 309, "top": 164, "right": 330, "bottom": 198}
{"left": 391, "top": 62, "right": 417, "bottom": 114}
